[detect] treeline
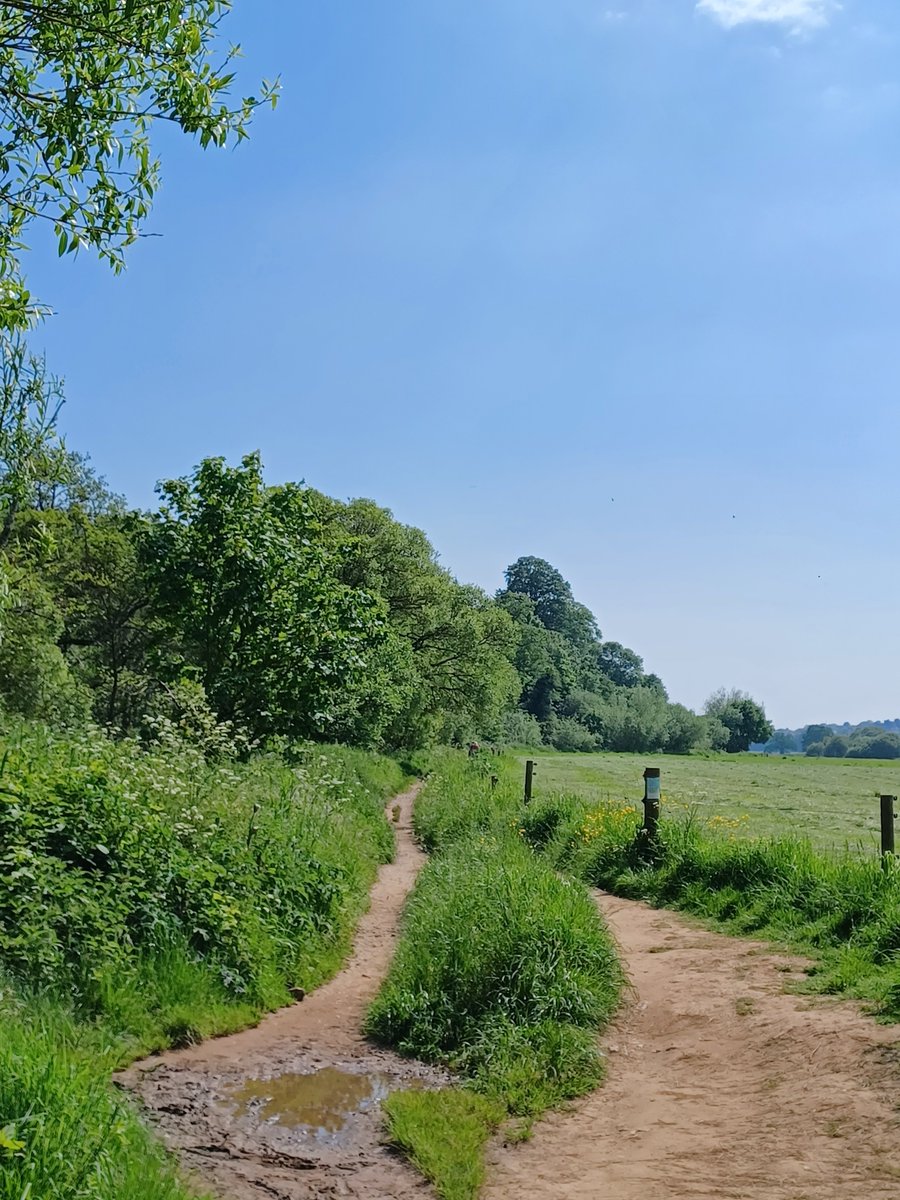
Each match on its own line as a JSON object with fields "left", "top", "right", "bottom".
{"left": 495, "top": 563, "right": 771, "bottom": 754}
{"left": 763, "top": 723, "right": 900, "bottom": 760}
{"left": 1, "top": 362, "right": 771, "bottom": 754}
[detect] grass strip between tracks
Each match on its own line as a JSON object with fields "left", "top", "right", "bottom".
{"left": 366, "top": 754, "right": 622, "bottom": 1200}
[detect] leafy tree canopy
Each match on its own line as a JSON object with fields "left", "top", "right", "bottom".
{"left": 142, "top": 454, "right": 382, "bottom": 742}
{"left": 704, "top": 690, "right": 773, "bottom": 753}
{"left": 802, "top": 723, "right": 833, "bottom": 751}
{"left": 0, "top": 0, "right": 276, "bottom": 328}
{"left": 500, "top": 556, "right": 579, "bottom": 635}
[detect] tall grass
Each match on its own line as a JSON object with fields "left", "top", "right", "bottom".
{"left": 367, "top": 833, "right": 620, "bottom": 1113}
{"left": 0, "top": 720, "right": 409, "bottom": 1200}
{"left": 368, "top": 755, "right": 622, "bottom": 1199}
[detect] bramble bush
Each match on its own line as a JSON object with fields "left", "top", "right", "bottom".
{"left": 0, "top": 722, "right": 403, "bottom": 1039}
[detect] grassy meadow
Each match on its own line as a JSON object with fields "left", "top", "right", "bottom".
{"left": 528, "top": 750, "right": 900, "bottom": 851}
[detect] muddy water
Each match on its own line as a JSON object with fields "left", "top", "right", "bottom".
{"left": 228, "top": 1066, "right": 418, "bottom": 1143}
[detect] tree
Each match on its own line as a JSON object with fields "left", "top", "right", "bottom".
{"left": 802, "top": 724, "right": 833, "bottom": 751}
{"left": 36, "top": 507, "right": 152, "bottom": 728}
{"left": 0, "top": 333, "right": 68, "bottom": 648}
{"left": 665, "top": 704, "right": 706, "bottom": 755}
{"left": 846, "top": 729, "right": 900, "bottom": 760}
{"left": 762, "top": 729, "right": 799, "bottom": 754}
{"left": 142, "top": 454, "right": 383, "bottom": 741}
{"left": 705, "top": 690, "right": 773, "bottom": 753}
{"left": 0, "top": 1, "right": 277, "bottom": 329}
{"left": 0, "top": 336, "right": 65, "bottom": 549}
{"left": 823, "top": 735, "right": 848, "bottom": 758}
{"left": 596, "top": 641, "right": 644, "bottom": 688}
{"left": 500, "top": 556, "right": 576, "bottom": 634}
{"left": 320, "top": 496, "right": 519, "bottom": 746}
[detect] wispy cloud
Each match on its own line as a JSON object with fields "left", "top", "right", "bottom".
{"left": 697, "top": 0, "right": 835, "bottom": 33}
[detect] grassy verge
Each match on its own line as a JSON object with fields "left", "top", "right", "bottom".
{"left": 382, "top": 1090, "right": 505, "bottom": 1200}
{"left": 366, "top": 755, "right": 622, "bottom": 1200}
{"left": 522, "top": 790, "right": 900, "bottom": 1017}
{"left": 0, "top": 720, "right": 410, "bottom": 1200}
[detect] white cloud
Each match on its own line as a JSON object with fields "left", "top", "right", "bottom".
{"left": 696, "top": 0, "right": 835, "bottom": 33}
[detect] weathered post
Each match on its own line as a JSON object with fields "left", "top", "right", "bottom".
{"left": 524, "top": 759, "right": 535, "bottom": 805}
{"left": 880, "top": 795, "right": 896, "bottom": 864}
{"left": 643, "top": 767, "right": 661, "bottom": 840}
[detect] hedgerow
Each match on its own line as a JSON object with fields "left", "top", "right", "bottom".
{"left": 0, "top": 719, "right": 408, "bottom": 1200}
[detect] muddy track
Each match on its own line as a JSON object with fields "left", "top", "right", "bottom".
{"left": 484, "top": 893, "right": 900, "bottom": 1200}
{"left": 121, "top": 783, "right": 440, "bottom": 1200}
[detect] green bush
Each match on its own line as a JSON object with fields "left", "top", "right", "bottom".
{"left": 370, "top": 758, "right": 621, "bottom": 1112}
{"left": 369, "top": 757, "right": 622, "bottom": 1197}
{"left": 413, "top": 752, "right": 522, "bottom": 851}
{"left": 0, "top": 721, "right": 410, "bottom": 1200}
{"left": 0, "top": 722, "right": 403, "bottom": 1037}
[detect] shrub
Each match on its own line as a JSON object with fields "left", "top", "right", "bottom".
{"left": 0, "top": 721, "right": 405, "bottom": 1041}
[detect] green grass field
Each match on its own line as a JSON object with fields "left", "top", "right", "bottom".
{"left": 526, "top": 751, "right": 900, "bottom": 852}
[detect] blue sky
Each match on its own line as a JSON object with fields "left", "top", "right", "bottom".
{"left": 23, "top": 0, "right": 900, "bottom": 729}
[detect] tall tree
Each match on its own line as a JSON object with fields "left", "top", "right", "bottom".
{"left": 705, "top": 691, "right": 773, "bottom": 753}
{"left": 802, "top": 724, "right": 833, "bottom": 751}
{"left": 500, "top": 556, "right": 576, "bottom": 634}
{"left": 322, "top": 496, "right": 519, "bottom": 746}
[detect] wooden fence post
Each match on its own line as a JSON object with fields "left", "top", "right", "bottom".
{"left": 524, "top": 760, "right": 535, "bottom": 805}
{"left": 881, "top": 795, "right": 896, "bottom": 864}
{"left": 643, "top": 767, "right": 661, "bottom": 839}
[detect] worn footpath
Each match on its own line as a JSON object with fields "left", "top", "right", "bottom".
{"left": 484, "top": 894, "right": 900, "bottom": 1200}
{"left": 121, "top": 783, "right": 441, "bottom": 1200}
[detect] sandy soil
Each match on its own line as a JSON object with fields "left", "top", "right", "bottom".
{"left": 484, "top": 894, "right": 900, "bottom": 1200}
{"left": 121, "top": 782, "right": 440, "bottom": 1200}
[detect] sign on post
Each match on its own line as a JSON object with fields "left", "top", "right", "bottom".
{"left": 643, "top": 766, "right": 661, "bottom": 839}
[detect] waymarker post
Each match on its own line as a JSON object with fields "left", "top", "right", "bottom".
{"left": 642, "top": 767, "right": 661, "bottom": 840}
{"left": 880, "top": 795, "right": 896, "bottom": 865}
{"left": 524, "top": 760, "right": 535, "bottom": 805}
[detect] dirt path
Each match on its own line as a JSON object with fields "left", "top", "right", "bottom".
{"left": 485, "top": 894, "right": 900, "bottom": 1200}
{"left": 122, "top": 783, "right": 440, "bottom": 1200}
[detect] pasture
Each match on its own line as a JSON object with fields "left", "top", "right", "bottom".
{"left": 526, "top": 751, "right": 900, "bottom": 853}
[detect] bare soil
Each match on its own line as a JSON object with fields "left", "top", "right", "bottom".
{"left": 121, "top": 783, "right": 441, "bottom": 1200}
{"left": 484, "top": 894, "right": 900, "bottom": 1200}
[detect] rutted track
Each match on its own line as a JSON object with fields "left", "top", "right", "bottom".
{"left": 484, "top": 894, "right": 900, "bottom": 1200}
{"left": 120, "top": 783, "right": 440, "bottom": 1200}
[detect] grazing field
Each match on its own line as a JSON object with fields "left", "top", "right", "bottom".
{"left": 528, "top": 751, "right": 900, "bottom": 852}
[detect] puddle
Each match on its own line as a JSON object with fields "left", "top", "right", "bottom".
{"left": 229, "top": 1067, "right": 404, "bottom": 1144}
